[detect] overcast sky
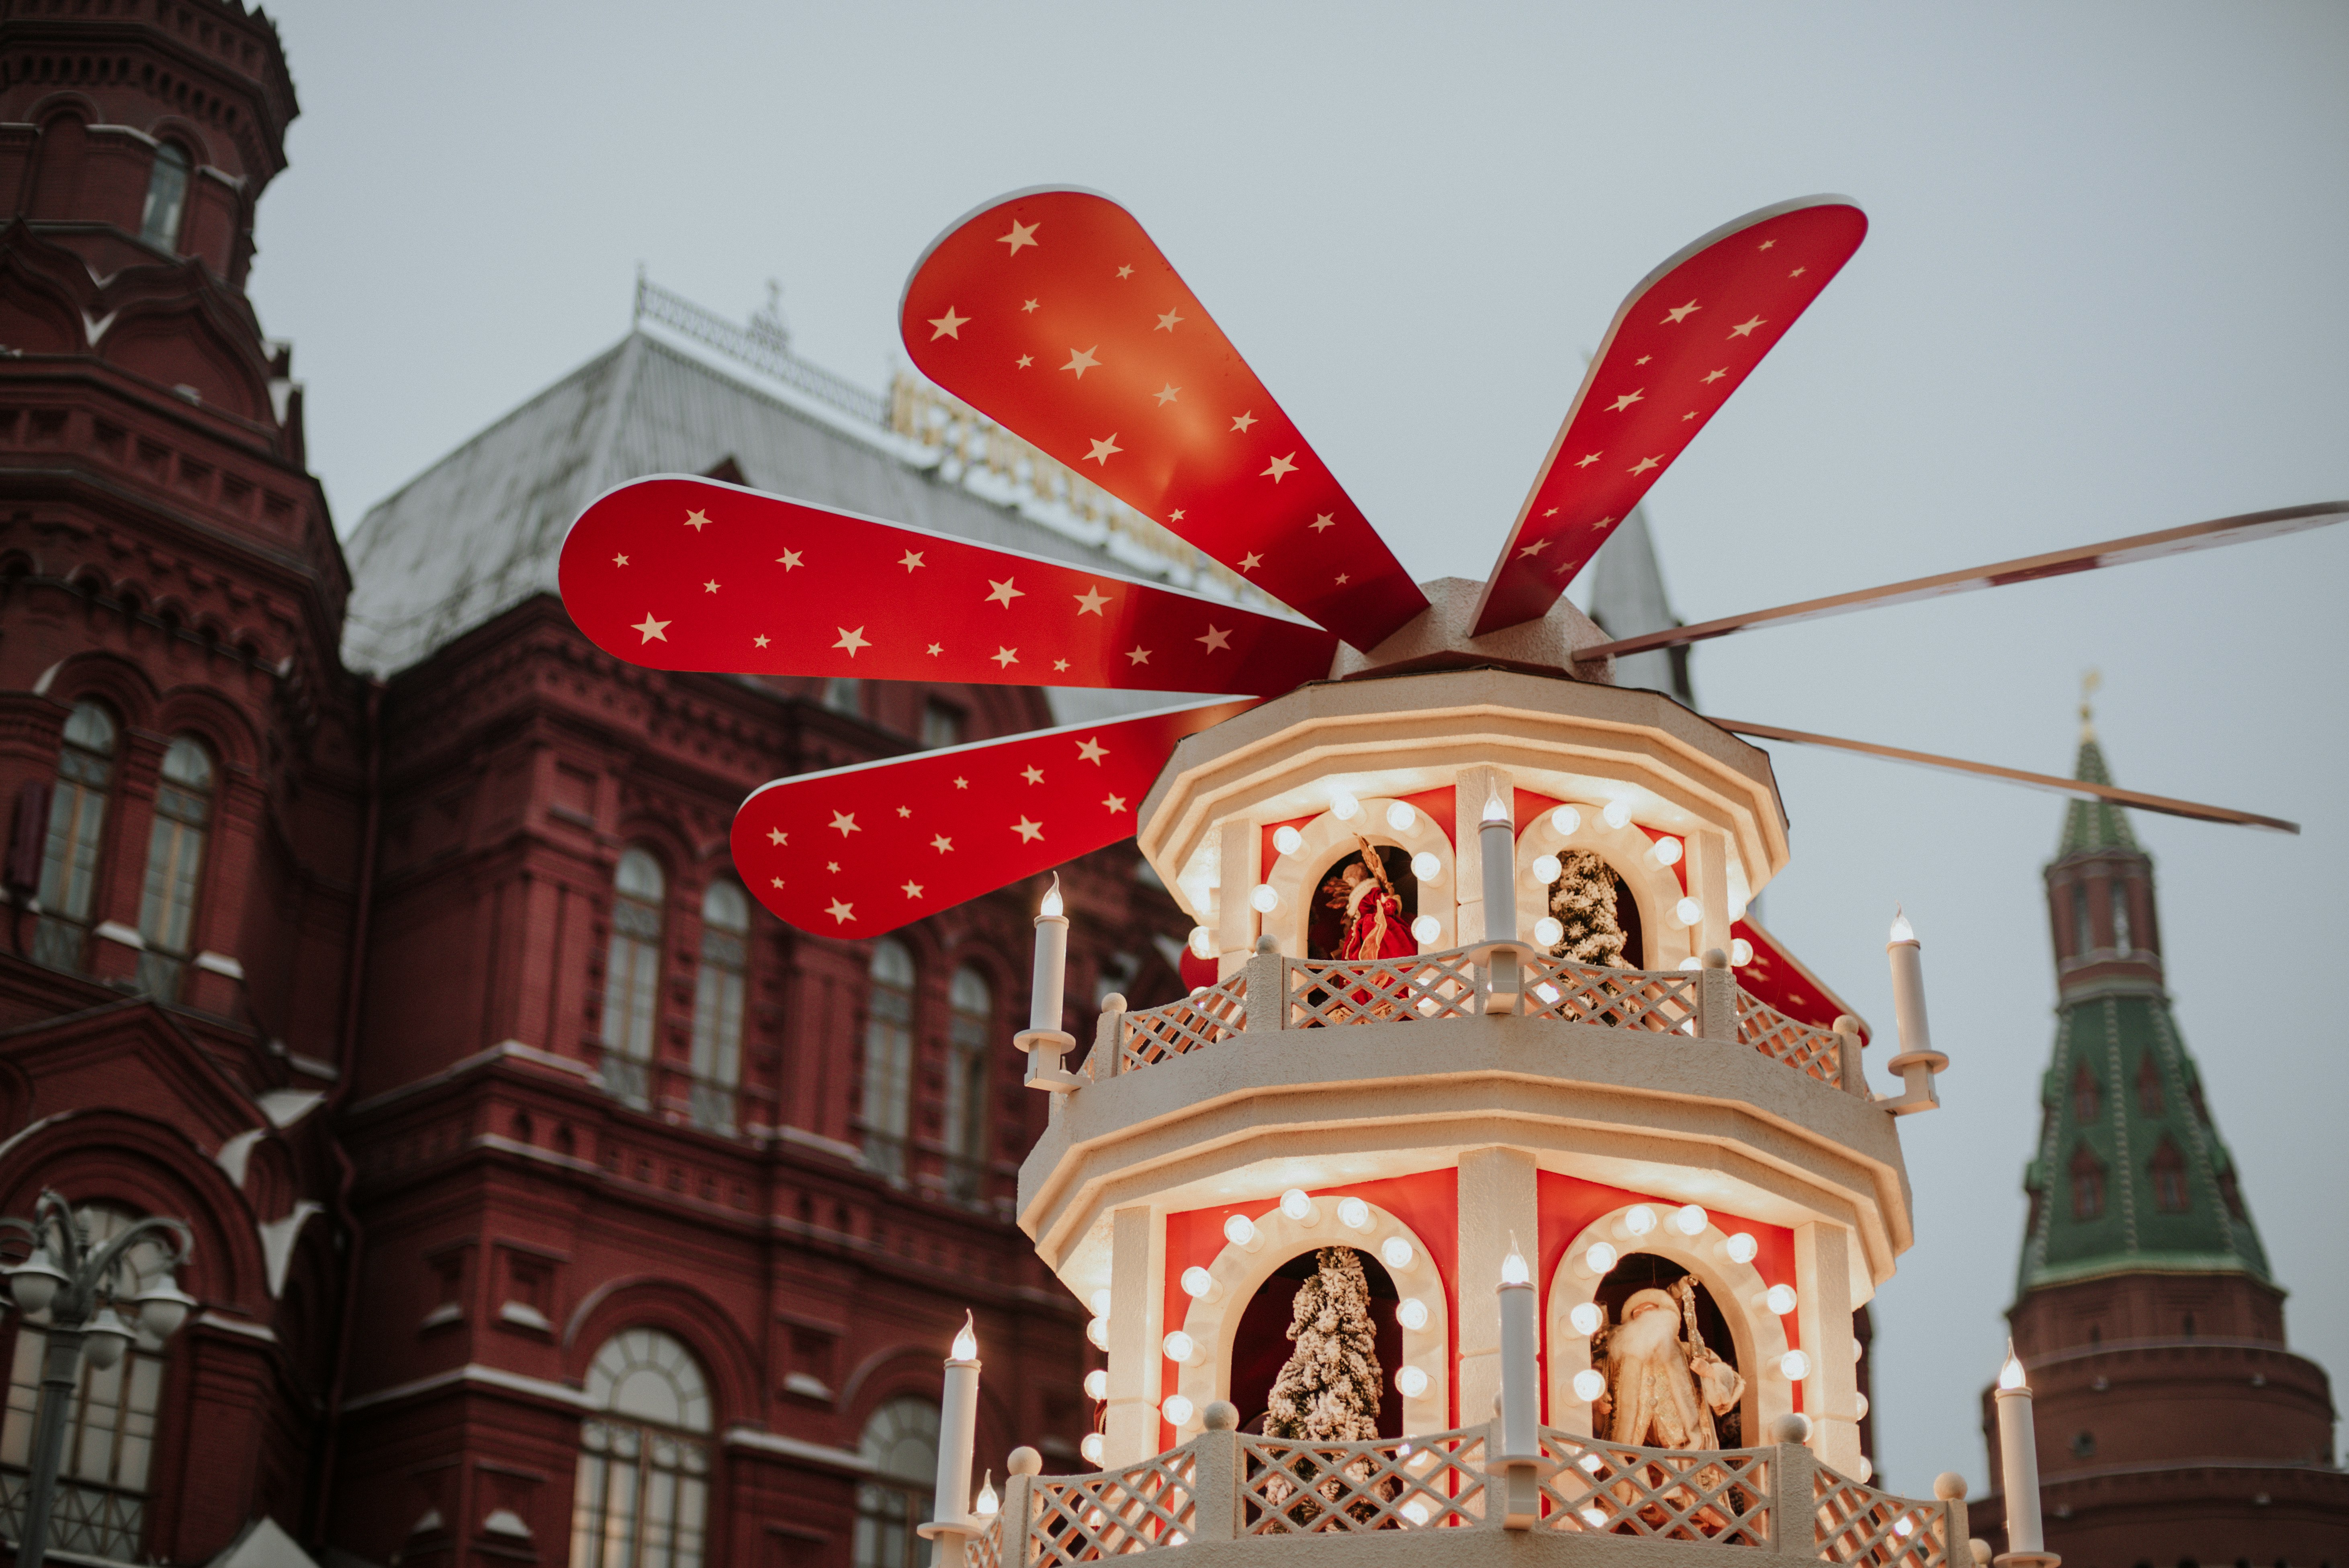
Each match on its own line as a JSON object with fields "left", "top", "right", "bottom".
{"left": 249, "top": 2, "right": 2349, "bottom": 1491}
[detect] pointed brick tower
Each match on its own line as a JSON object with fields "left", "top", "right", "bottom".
{"left": 1977, "top": 702, "right": 2348, "bottom": 1564}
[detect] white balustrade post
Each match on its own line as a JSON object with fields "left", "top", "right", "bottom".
{"left": 1089, "top": 994, "right": 1126, "bottom": 1081}
{"left": 1934, "top": 1472, "right": 1973, "bottom": 1568}
{"left": 1193, "top": 1401, "right": 1241, "bottom": 1542}
{"left": 999, "top": 1447, "right": 1041, "bottom": 1568}
{"left": 1766, "top": 1414, "right": 1817, "bottom": 1556}
{"left": 1697, "top": 947, "right": 1738, "bottom": 1041}
{"left": 1242, "top": 934, "right": 1285, "bottom": 1032}
{"left": 1833, "top": 1015, "right": 1867, "bottom": 1098}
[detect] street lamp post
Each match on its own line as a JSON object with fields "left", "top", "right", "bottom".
{"left": 0, "top": 1190, "right": 197, "bottom": 1568}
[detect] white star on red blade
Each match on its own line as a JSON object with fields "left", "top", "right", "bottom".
{"left": 558, "top": 477, "right": 1337, "bottom": 699}
{"left": 898, "top": 187, "right": 1426, "bottom": 650}
{"left": 1469, "top": 196, "right": 1867, "bottom": 636}
{"left": 732, "top": 699, "right": 1253, "bottom": 938}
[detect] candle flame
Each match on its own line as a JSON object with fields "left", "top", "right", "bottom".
{"left": 1500, "top": 1231, "right": 1530, "bottom": 1285}
{"left": 952, "top": 1311, "right": 978, "bottom": 1361}
{"left": 1998, "top": 1346, "right": 2027, "bottom": 1391}
{"left": 1041, "top": 875, "right": 1063, "bottom": 919}
{"left": 1889, "top": 904, "right": 1916, "bottom": 944}
{"left": 1482, "top": 794, "right": 1510, "bottom": 824}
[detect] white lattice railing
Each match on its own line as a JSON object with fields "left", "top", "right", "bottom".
{"left": 1090, "top": 944, "right": 1853, "bottom": 1093}
{"left": 966, "top": 1509, "right": 1006, "bottom": 1568}
{"left": 1737, "top": 993, "right": 1846, "bottom": 1086}
{"left": 1523, "top": 956, "right": 1701, "bottom": 1034}
{"left": 989, "top": 1430, "right": 1960, "bottom": 1562}
{"left": 1027, "top": 1447, "right": 1199, "bottom": 1566}
{"left": 1239, "top": 1427, "right": 1490, "bottom": 1534}
{"left": 1538, "top": 1431, "right": 1772, "bottom": 1544}
{"left": 1813, "top": 1461, "right": 1948, "bottom": 1568}
{"left": 1285, "top": 949, "right": 1484, "bottom": 1027}
{"left": 1115, "top": 975, "right": 1246, "bottom": 1073}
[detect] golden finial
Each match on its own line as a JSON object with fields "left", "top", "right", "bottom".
{"left": 2079, "top": 668, "right": 2101, "bottom": 742}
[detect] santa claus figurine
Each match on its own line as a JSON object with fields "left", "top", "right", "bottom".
{"left": 1592, "top": 1284, "right": 1745, "bottom": 1451}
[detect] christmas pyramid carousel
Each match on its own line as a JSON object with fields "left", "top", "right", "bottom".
{"left": 559, "top": 190, "right": 2341, "bottom": 1568}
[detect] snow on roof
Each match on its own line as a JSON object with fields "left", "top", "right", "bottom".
{"left": 339, "top": 331, "right": 1183, "bottom": 681}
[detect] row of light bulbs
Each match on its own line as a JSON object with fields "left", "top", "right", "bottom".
{"left": 1084, "top": 1195, "right": 1829, "bottom": 1439}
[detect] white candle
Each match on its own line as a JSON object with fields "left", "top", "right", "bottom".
{"left": 936, "top": 1315, "right": 982, "bottom": 1526}
{"left": 1994, "top": 1350, "right": 2044, "bottom": 1554}
{"left": 1886, "top": 906, "right": 1934, "bottom": 1057}
{"left": 1029, "top": 877, "right": 1068, "bottom": 1035}
{"left": 1479, "top": 796, "right": 1516, "bottom": 944}
{"left": 1497, "top": 1239, "right": 1539, "bottom": 1458}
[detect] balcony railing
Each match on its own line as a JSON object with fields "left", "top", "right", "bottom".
{"left": 1092, "top": 942, "right": 1862, "bottom": 1094}
{"left": 976, "top": 1427, "right": 1956, "bottom": 1565}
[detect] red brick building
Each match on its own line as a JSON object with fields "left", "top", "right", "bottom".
{"left": 0, "top": 8, "right": 1214, "bottom": 1568}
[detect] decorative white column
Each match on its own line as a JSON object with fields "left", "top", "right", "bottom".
{"left": 1455, "top": 1146, "right": 1537, "bottom": 1435}
{"left": 1213, "top": 818, "right": 1257, "bottom": 979}
{"left": 1993, "top": 1349, "right": 2060, "bottom": 1568}
{"left": 1792, "top": 1222, "right": 1862, "bottom": 1472}
{"left": 1101, "top": 1206, "right": 1165, "bottom": 1464}
{"left": 1686, "top": 828, "right": 1731, "bottom": 961}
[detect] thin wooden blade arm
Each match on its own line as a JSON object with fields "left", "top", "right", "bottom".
{"left": 1710, "top": 718, "right": 2298, "bottom": 834}
{"left": 1579, "top": 501, "right": 2349, "bottom": 661}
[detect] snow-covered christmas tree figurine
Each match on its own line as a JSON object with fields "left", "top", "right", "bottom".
{"left": 1548, "top": 849, "right": 1631, "bottom": 967}
{"left": 1265, "top": 1247, "right": 1383, "bottom": 1442}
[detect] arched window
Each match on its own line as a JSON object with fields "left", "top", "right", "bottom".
{"left": 2071, "top": 1062, "right": 2100, "bottom": 1125}
{"left": 2069, "top": 1144, "right": 2106, "bottom": 1221}
{"left": 2111, "top": 885, "right": 2133, "bottom": 954}
{"left": 600, "top": 849, "right": 666, "bottom": 1109}
{"left": 137, "top": 142, "right": 189, "bottom": 251}
{"left": 943, "top": 967, "right": 992, "bottom": 1204}
{"left": 2149, "top": 1140, "right": 2190, "bottom": 1214}
{"left": 33, "top": 701, "right": 117, "bottom": 973}
{"left": 861, "top": 940, "right": 915, "bottom": 1179}
{"left": 570, "top": 1330, "right": 711, "bottom": 1568}
{"left": 853, "top": 1398, "right": 938, "bottom": 1568}
{"left": 2070, "top": 883, "right": 2092, "bottom": 957}
{"left": 135, "top": 735, "right": 213, "bottom": 1001}
{"left": 689, "top": 881, "right": 749, "bottom": 1134}
{"left": 0, "top": 1205, "right": 174, "bottom": 1561}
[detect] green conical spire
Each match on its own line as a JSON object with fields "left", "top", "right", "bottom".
{"left": 2018, "top": 703, "right": 2268, "bottom": 1293}
{"left": 2057, "top": 707, "right": 2139, "bottom": 856}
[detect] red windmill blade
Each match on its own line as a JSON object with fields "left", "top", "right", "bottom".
{"left": 897, "top": 186, "right": 1429, "bottom": 653}
{"left": 1469, "top": 196, "right": 1868, "bottom": 636}
{"left": 731, "top": 698, "right": 1255, "bottom": 938}
{"left": 558, "top": 475, "right": 1339, "bottom": 696}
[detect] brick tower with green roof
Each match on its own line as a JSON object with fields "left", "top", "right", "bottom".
{"left": 1975, "top": 702, "right": 2347, "bottom": 1565}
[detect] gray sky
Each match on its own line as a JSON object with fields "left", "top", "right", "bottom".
{"left": 250, "top": 2, "right": 2349, "bottom": 1490}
